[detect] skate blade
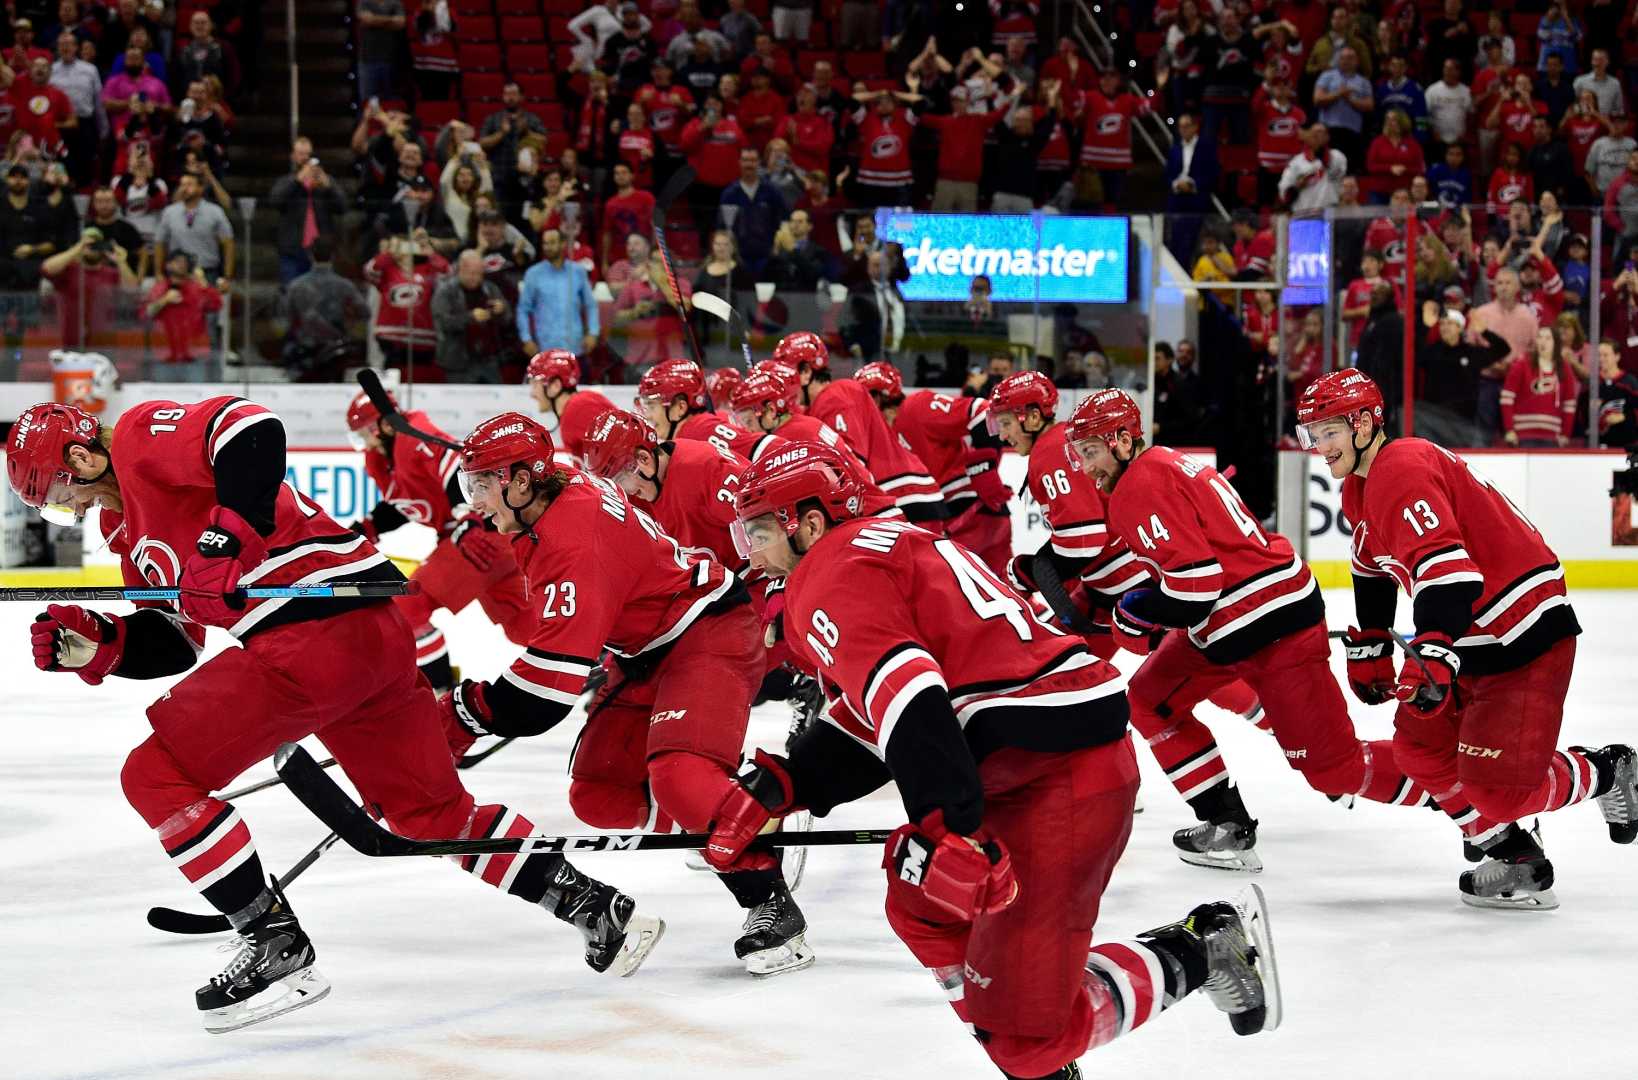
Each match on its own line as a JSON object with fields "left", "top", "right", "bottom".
{"left": 1460, "top": 888, "right": 1560, "bottom": 912}
{"left": 1232, "top": 883, "right": 1282, "bottom": 1035}
{"left": 201, "top": 966, "right": 331, "bottom": 1034}
{"left": 781, "top": 810, "right": 813, "bottom": 894}
{"left": 1133, "top": 792, "right": 1144, "bottom": 814}
{"left": 745, "top": 933, "right": 816, "bottom": 978}
{"left": 611, "top": 914, "right": 665, "bottom": 977}
{"left": 1177, "top": 847, "right": 1263, "bottom": 874}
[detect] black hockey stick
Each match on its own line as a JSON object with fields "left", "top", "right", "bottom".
{"left": 0, "top": 582, "right": 410, "bottom": 602}
{"left": 691, "top": 290, "right": 754, "bottom": 367}
{"left": 145, "top": 738, "right": 518, "bottom": 935}
{"left": 276, "top": 742, "right": 893, "bottom": 856}
{"left": 649, "top": 164, "right": 710, "bottom": 370}
{"left": 1030, "top": 555, "right": 1099, "bottom": 636}
{"left": 356, "top": 369, "right": 465, "bottom": 452}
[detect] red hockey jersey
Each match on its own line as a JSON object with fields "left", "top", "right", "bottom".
{"left": 362, "top": 410, "right": 463, "bottom": 537}
{"left": 809, "top": 379, "right": 942, "bottom": 519}
{"left": 366, "top": 252, "right": 448, "bottom": 351}
{"left": 111, "top": 397, "right": 400, "bottom": 640}
{"left": 1106, "top": 446, "right": 1322, "bottom": 664}
{"left": 1343, "top": 438, "right": 1579, "bottom": 675}
{"left": 1255, "top": 100, "right": 1306, "bottom": 173}
{"left": 775, "top": 413, "right": 898, "bottom": 517}
{"left": 892, "top": 389, "right": 993, "bottom": 513}
{"left": 1025, "top": 423, "right": 1107, "bottom": 562}
{"left": 676, "top": 409, "right": 780, "bottom": 463}
{"left": 639, "top": 438, "right": 747, "bottom": 569}
{"left": 852, "top": 106, "right": 917, "bottom": 188}
{"left": 1078, "top": 90, "right": 1148, "bottom": 168}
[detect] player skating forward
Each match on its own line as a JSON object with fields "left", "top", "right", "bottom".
{"left": 1296, "top": 369, "right": 1638, "bottom": 908}
{"left": 8, "top": 400, "right": 660, "bottom": 1033}
{"left": 771, "top": 331, "right": 945, "bottom": 524}
{"left": 854, "top": 361, "right": 1014, "bottom": 576}
{"left": 1064, "top": 389, "right": 1439, "bottom": 873}
{"left": 705, "top": 442, "right": 1281, "bottom": 1080}
{"left": 637, "top": 357, "right": 781, "bottom": 462}
{"left": 527, "top": 348, "right": 614, "bottom": 461}
{"left": 988, "top": 373, "right": 1269, "bottom": 866}
{"left": 450, "top": 412, "right": 813, "bottom": 975}
{"left": 346, "top": 389, "right": 536, "bottom": 691}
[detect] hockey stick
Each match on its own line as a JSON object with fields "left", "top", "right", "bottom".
{"left": 1030, "top": 555, "right": 1099, "bottom": 636}
{"left": 690, "top": 289, "right": 754, "bottom": 368}
{"left": 145, "top": 737, "right": 519, "bottom": 935}
{"left": 0, "top": 582, "right": 410, "bottom": 602}
{"left": 275, "top": 742, "right": 892, "bottom": 856}
{"left": 356, "top": 369, "right": 464, "bottom": 452}
{"left": 649, "top": 164, "right": 710, "bottom": 370}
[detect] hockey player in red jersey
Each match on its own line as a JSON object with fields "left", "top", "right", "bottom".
{"left": 8, "top": 399, "right": 661, "bottom": 1032}
{"left": 1297, "top": 369, "right": 1637, "bottom": 908}
{"left": 854, "top": 361, "right": 1014, "bottom": 576}
{"left": 704, "top": 442, "right": 1282, "bottom": 1080}
{"left": 526, "top": 348, "right": 614, "bottom": 461}
{"left": 771, "top": 331, "right": 945, "bottom": 524}
{"left": 1065, "top": 389, "right": 1441, "bottom": 872}
{"left": 707, "top": 366, "right": 743, "bottom": 404}
{"left": 449, "top": 412, "right": 813, "bottom": 975}
{"left": 345, "top": 389, "right": 535, "bottom": 691}
{"left": 636, "top": 357, "right": 781, "bottom": 463}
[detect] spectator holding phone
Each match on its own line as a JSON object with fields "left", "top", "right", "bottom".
{"left": 42, "top": 222, "right": 138, "bottom": 348}
{"left": 143, "top": 249, "right": 225, "bottom": 362}
{"left": 269, "top": 136, "right": 346, "bottom": 285}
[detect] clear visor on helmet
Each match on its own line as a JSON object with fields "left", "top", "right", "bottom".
{"left": 38, "top": 474, "right": 87, "bottom": 527}
{"left": 634, "top": 393, "right": 665, "bottom": 416}
{"left": 730, "top": 514, "right": 786, "bottom": 559}
{"left": 1294, "top": 415, "right": 1351, "bottom": 451}
{"left": 985, "top": 408, "right": 1008, "bottom": 437}
{"left": 457, "top": 466, "right": 504, "bottom": 506}
{"left": 346, "top": 426, "right": 370, "bottom": 451}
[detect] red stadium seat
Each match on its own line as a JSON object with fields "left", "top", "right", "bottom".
{"left": 501, "top": 15, "right": 545, "bottom": 41}
{"left": 457, "top": 15, "right": 499, "bottom": 40}
{"left": 450, "top": 0, "right": 491, "bottom": 16}
{"left": 845, "top": 52, "right": 886, "bottom": 79}
{"left": 418, "top": 100, "right": 464, "bottom": 128}
{"left": 459, "top": 42, "right": 504, "bottom": 70}
{"left": 535, "top": 102, "right": 566, "bottom": 128}
{"left": 542, "top": 0, "right": 580, "bottom": 14}
{"left": 495, "top": 0, "right": 537, "bottom": 14}
{"left": 463, "top": 71, "right": 507, "bottom": 100}
{"left": 554, "top": 43, "right": 577, "bottom": 70}
{"left": 546, "top": 14, "right": 572, "bottom": 41}
{"left": 509, "top": 43, "right": 553, "bottom": 71}
{"left": 513, "top": 72, "right": 556, "bottom": 100}
{"left": 1217, "top": 144, "right": 1258, "bottom": 203}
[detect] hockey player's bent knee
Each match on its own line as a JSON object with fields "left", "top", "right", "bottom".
{"left": 1462, "top": 783, "right": 1540, "bottom": 824}
{"left": 1294, "top": 751, "right": 1368, "bottom": 798}
{"left": 393, "top": 589, "right": 437, "bottom": 628}
{"left": 646, "top": 752, "right": 732, "bottom": 834}
{"left": 568, "top": 778, "right": 651, "bottom": 829}
{"left": 120, "top": 735, "right": 202, "bottom": 825}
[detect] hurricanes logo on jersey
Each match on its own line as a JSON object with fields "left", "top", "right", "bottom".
{"left": 387, "top": 283, "right": 425, "bottom": 308}
{"left": 131, "top": 537, "right": 182, "bottom": 587}
{"left": 870, "top": 133, "right": 903, "bottom": 158}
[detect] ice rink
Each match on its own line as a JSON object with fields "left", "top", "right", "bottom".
{"left": 4, "top": 591, "right": 1635, "bottom": 1080}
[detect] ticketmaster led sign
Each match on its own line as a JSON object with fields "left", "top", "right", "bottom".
{"left": 875, "top": 212, "right": 1130, "bottom": 304}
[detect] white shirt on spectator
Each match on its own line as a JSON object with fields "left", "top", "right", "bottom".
{"left": 50, "top": 57, "right": 106, "bottom": 134}
{"left": 1424, "top": 78, "right": 1473, "bottom": 145}
{"left": 1588, "top": 134, "right": 1638, "bottom": 194}
{"left": 1573, "top": 70, "right": 1627, "bottom": 118}
{"left": 1278, "top": 148, "right": 1347, "bottom": 213}
{"left": 568, "top": 4, "right": 650, "bottom": 66}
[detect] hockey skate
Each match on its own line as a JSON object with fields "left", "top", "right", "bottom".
{"left": 196, "top": 886, "right": 330, "bottom": 1034}
{"left": 1460, "top": 823, "right": 1557, "bottom": 911}
{"left": 1174, "top": 819, "right": 1262, "bottom": 873}
{"left": 735, "top": 881, "right": 815, "bottom": 977}
{"left": 546, "top": 864, "right": 664, "bottom": 976}
{"left": 1194, "top": 884, "right": 1283, "bottom": 1036}
{"left": 779, "top": 809, "right": 813, "bottom": 892}
{"left": 1579, "top": 744, "right": 1638, "bottom": 844}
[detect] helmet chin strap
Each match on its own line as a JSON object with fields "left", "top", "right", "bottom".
{"left": 1345, "top": 417, "right": 1377, "bottom": 476}
{"left": 500, "top": 475, "right": 539, "bottom": 542}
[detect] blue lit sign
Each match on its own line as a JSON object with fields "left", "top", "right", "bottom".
{"left": 875, "top": 212, "right": 1130, "bottom": 304}
{"left": 1284, "top": 218, "right": 1330, "bottom": 306}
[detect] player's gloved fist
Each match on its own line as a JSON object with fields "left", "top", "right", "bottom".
{"left": 438, "top": 679, "right": 494, "bottom": 761}
{"left": 30, "top": 604, "right": 126, "bottom": 685}
{"left": 884, "top": 809, "right": 1018, "bottom": 921}
{"left": 1111, "top": 589, "right": 1167, "bottom": 656}
{"left": 760, "top": 588, "right": 786, "bottom": 649}
{"left": 705, "top": 750, "right": 798, "bottom": 873}
{"left": 1007, "top": 553, "right": 1039, "bottom": 595}
{"left": 180, "top": 506, "right": 268, "bottom": 628}
{"left": 1341, "top": 627, "right": 1397, "bottom": 705}
{"left": 349, "top": 517, "right": 379, "bottom": 544}
{"left": 1394, "top": 632, "right": 1460, "bottom": 716}
{"left": 451, "top": 512, "right": 509, "bottom": 573}
{"left": 965, "top": 452, "right": 1012, "bottom": 513}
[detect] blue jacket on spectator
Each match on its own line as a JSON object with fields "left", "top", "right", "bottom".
{"left": 1374, "top": 76, "right": 1428, "bottom": 140}
{"left": 516, "top": 258, "right": 599, "bottom": 352}
{"left": 1428, "top": 161, "right": 1472, "bottom": 208}
{"left": 719, "top": 176, "right": 789, "bottom": 274}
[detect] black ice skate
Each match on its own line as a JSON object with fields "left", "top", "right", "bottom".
{"left": 1577, "top": 744, "right": 1638, "bottom": 844}
{"left": 1460, "top": 822, "right": 1557, "bottom": 911}
{"left": 1175, "top": 788, "right": 1262, "bottom": 873}
{"left": 545, "top": 863, "right": 664, "bottom": 977}
{"left": 195, "top": 886, "right": 330, "bottom": 1033}
{"left": 786, "top": 673, "right": 824, "bottom": 752}
{"left": 735, "top": 881, "right": 815, "bottom": 977}
{"left": 1191, "top": 885, "right": 1282, "bottom": 1035}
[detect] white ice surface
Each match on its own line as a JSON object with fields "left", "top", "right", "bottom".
{"left": 3, "top": 592, "right": 1635, "bottom": 1080}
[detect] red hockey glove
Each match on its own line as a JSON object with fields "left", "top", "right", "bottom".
{"left": 883, "top": 809, "right": 1019, "bottom": 921}
{"left": 180, "top": 507, "right": 268, "bottom": 629}
{"left": 349, "top": 517, "right": 379, "bottom": 545}
{"left": 760, "top": 587, "right": 786, "bottom": 649}
{"left": 1341, "top": 627, "right": 1396, "bottom": 706}
{"left": 31, "top": 605, "right": 126, "bottom": 685}
{"left": 965, "top": 451, "right": 1012, "bottom": 513}
{"left": 1007, "top": 553, "right": 1039, "bottom": 595}
{"left": 705, "top": 750, "right": 798, "bottom": 873}
{"left": 1395, "top": 632, "right": 1460, "bottom": 716}
{"left": 1111, "top": 589, "right": 1166, "bottom": 656}
{"left": 451, "top": 513, "right": 509, "bottom": 573}
{"left": 438, "top": 679, "right": 493, "bottom": 761}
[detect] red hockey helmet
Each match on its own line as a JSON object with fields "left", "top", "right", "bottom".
{"left": 772, "top": 331, "right": 829, "bottom": 374}
{"left": 458, "top": 411, "right": 556, "bottom": 503}
{"left": 854, "top": 361, "right": 904, "bottom": 404}
{"left": 989, "top": 370, "right": 1059, "bottom": 420}
{"left": 581, "top": 408, "right": 660, "bottom": 480}
{"left": 1066, "top": 388, "right": 1145, "bottom": 449}
{"left": 637, "top": 357, "right": 709, "bottom": 412}
{"left": 344, "top": 389, "right": 395, "bottom": 449}
{"left": 732, "top": 440, "right": 864, "bottom": 555}
{"left": 526, "top": 349, "right": 580, "bottom": 391}
{"left": 730, "top": 368, "right": 800, "bottom": 419}
{"left": 6, "top": 402, "right": 102, "bottom": 522}
{"left": 707, "top": 366, "right": 743, "bottom": 404}
{"left": 752, "top": 358, "right": 798, "bottom": 382}
{"left": 1294, "top": 367, "right": 1386, "bottom": 448}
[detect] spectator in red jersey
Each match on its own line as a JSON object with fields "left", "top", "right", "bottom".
{"left": 1502, "top": 323, "right": 1579, "bottom": 446}
{"left": 610, "top": 101, "right": 657, "bottom": 189}
{"left": 1242, "top": 286, "right": 1278, "bottom": 354}
{"left": 779, "top": 85, "right": 835, "bottom": 176}
{"left": 1256, "top": 19, "right": 1305, "bottom": 89}
{"left": 1486, "top": 72, "right": 1547, "bottom": 160}
{"left": 1200, "top": 9, "right": 1258, "bottom": 145}
{"left": 923, "top": 83, "right": 1018, "bottom": 213}
{"left": 365, "top": 232, "right": 448, "bottom": 372}
{"left": 573, "top": 71, "right": 615, "bottom": 181}
{"left": 599, "top": 160, "right": 654, "bottom": 275}
{"left": 143, "top": 250, "right": 225, "bottom": 363}
{"left": 1363, "top": 189, "right": 1414, "bottom": 284}
{"left": 1254, "top": 78, "right": 1306, "bottom": 206}
{"left": 1366, "top": 108, "right": 1426, "bottom": 200}
{"left": 7, "top": 55, "right": 76, "bottom": 159}
{"left": 739, "top": 31, "right": 794, "bottom": 94}
{"left": 850, "top": 84, "right": 919, "bottom": 208}
{"left": 1560, "top": 89, "right": 1613, "bottom": 199}
{"left": 42, "top": 223, "right": 138, "bottom": 350}
{"left": 635, "top": 58, "right": 693, "bottom": 178}
{"left": 1286, "top": 307, "right": 1325, "bottom": 411}
{"left": 736, "top": 65, "right": 786, "bottom": 151}
{"left": 1488, "top": 141, "right": 1536, "bottom": 217}
{"left": 679, "top": 90, "right": 748, "bottom": 240}
{"left": 6, "top": 18, "right": 53, "bottom": 69}
{"left": 1230, "top": 209, "right": 1275, "bottom": 281}
{"left": 1079, "top": 67, "right": 1149, "bottom": 209}
{"left": 1342, "top": 250, "right": 1388, "bottom": 348}
{"left": 1471, "top": 37, "right": 1521, "bottom": 175}
{"left": 1040, "top": 35, "right": 1095, "bottom": 94}
{"left": 611, "top": 243, "right": 689, "bottom": 372}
